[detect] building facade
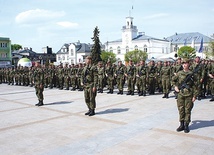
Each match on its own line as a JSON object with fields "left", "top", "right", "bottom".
{"left": 166, "top": 32, "right": 212, "bottom": 58}
{"left": 0, "top": 37, "right": 11, "bottom": 67}
{"left": 56, "top": 41, "right": 92, "bottom": 65}
{"left": 12, "top": 47, "right": 56, "bottom": 66}
{"left": 104, "top": 16, "right": 171, "bottom": 62}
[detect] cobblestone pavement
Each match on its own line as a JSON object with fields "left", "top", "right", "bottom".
{"left": 0, "top": 84, "right": 213, "bottom": 155}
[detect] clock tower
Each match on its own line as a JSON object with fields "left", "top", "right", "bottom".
{"left": 122, "top": 16, "right": 138, "bottom": 45}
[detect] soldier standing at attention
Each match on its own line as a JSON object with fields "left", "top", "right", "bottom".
{"left": 189, "top": 56, "right": 205, "bottom": 100}
{"left": 147, "top": 60, "right": 157, "bottom": 95}
{"left": 136, "top": 60, "right": 147, "bottom": 96}
{"left": 81, "top": 56, "right": 98, "bottom": 116}
{"left": 105, "top": 61, "right": 115, "bottom": 94}
{"left": 208, "top": 61, "right": 214, "bottom": 101}
{"left": 115, "top": 60, "right": 126, "bottom": 95}
{"left": 125, "top": 59, "right": 136, "bottom": 95}
{"left": 97, "top": 61, "right": 105, "bottom": 93}
{"left": 33, "top": 62, "right": 45, "bottom": 106}
{"left": 172, "top": 58, "right": 198, "bottom": 133}
{"left": 160, "top": 61, "right": 171, "bottom": 99}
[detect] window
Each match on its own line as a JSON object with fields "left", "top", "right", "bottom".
{"left": 62, "top": 56, "right": 65, "bottom": 60}
{"left": 143, "top": 45, "right": 147, "bottom": 52}
{"left": 71, "top": 49, "right": 74, "bottom": 56}
{"left": 117, "top": 46, "right": 121, "bottom": 54}
{"left": 109, "top": 47, "right": 113, "bottom": 52}
{"left": 162, "top": 47, "right": 164, "bottom": 53}
{"left": 126, "top": 46, "right": 129, "bottom": 53}
{"left": 134, "top": 45, "right": 138, "bottom": 50}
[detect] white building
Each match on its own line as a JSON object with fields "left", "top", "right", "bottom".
{"left": 104, "top": 16, "right": 171, "bottom": 62}
{"left": 56, "top": 41, "right": 91, "bottom": 65}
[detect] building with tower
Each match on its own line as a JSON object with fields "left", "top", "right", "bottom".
{"left": 104, "top": 16, "right": 171, "bottom": 62}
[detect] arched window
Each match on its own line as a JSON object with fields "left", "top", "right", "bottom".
{"left": 134, "top": 45, "right": 138, "bottom": 50}
{"left": 143, "top": 45, "right": 147, "bottom": 52}
{"left": 109, "top": 47, "right": 113, "bottom": 52}
{"left": 126, "top": 46, "right": 129, "bottom": 53}
{"left": 117, "top": 46, "right": 121, "bottom": 54}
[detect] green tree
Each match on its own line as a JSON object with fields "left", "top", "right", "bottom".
{"left": 124, "top": 50, "right": 148, "bottom": 64}
{"left": 178, "top": 46, "right": 196, "bottom": 59}
{"left": 100, "top": 51, "right": 116, "bottom": 64}
{"left": 91, "top": 26, "right": 102, "bottom": 65}
{"left": 204, "top": 41, "right": 214, "bottom": 58}
{"left": 11, "top": 44, "right": 22, "bottom": 51}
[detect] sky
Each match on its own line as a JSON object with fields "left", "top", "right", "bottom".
{"left": 0, "top": 0, "right": 213, "bottom": 53}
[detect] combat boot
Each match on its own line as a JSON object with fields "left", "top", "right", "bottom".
{"left": 126, "top": 91, "right": 131, "bottom": 95}
{"left": 117, "top": 91, "right": 121, "bottom": 95}
{"left": 88, "top": 109, "right": 95, "bottom": 116}
{"left": 162, "top": 93, "right": 166, "bottom": 98}
{"left": 184, "top": 122, "right": 190, "bottom": 133}
{"left": 85, "top": 109, "right": 91, "bottom": 115}
{"left": 176, "top": 121, "right": 184, "bottom": 132}
{"left": 166, "top": 93, "right": 169, "bottom": 99}
{"left": 210, "top": 96, "right": 214, "bottom": 102}
{"left": 131, "top": 91, "right": 134, "bottom": 96}
{"left": 36, "top": 101, "right": 44, "bottom": 106}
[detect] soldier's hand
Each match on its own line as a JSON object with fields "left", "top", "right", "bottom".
{"left": 192, "top": 97, "right": 196, "bottom": 102}
{"left": 174, "top": 86, "right": 179, "bottom": 92}
{"left": 92, "top": 87, "right": 96, "bottom": 93}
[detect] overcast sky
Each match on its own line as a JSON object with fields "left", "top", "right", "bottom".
{"left": 0, "top": 0, "right": 213, "bottom": 53}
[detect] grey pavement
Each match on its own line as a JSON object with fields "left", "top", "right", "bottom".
{"left": 0, "top": 84, "right": 213, "bottom": 155}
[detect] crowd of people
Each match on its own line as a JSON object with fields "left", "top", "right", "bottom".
{"left": 0, "top": 57, "right": 213, "bottom": 101}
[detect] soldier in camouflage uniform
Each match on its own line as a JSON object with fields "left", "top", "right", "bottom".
{"left": 125, "top": 60, "right": 136, "bottom": 95}
{"left": 33, "top": 63, "right": 45, "bottom": 106}
{"left": 0, "top": 68, "right": 2, "bottom": 84}
{"left": 63, "top": 64, "right": 70, "bottom": 90}
{"left": 115, "top": 60, "right": 126, "bottom": 95}
{"left": 136, "top": 60, "right": 147, "bottom": 96}
{"left": 172, "top": 58, "right": 198, "bottom": 133}
{"left": 208, "top": 61, "right": 214, "bottom": 101}
{"left": 160, "top": 61, "right": 171, "bottom": 98}
{"left": 156, "top": 61, "right": 163, "bottom": 92}
{"left": 76, "top": 63, "right": 84, "bottom": 91}
{"left": 189, "top": 56, "right": 205, "bottom": 100}
{"left": 147, "top": 60, "right": 157, "bottom": 95}
{"left": 57, "top": 64, "right": 64, "bottom": 90}
{"left": 81, "top": 56, "right": 98, "bottom": 116}
{"left": 105, "top": 61, "right": 115, "bottom": 94}
{"left": 97, "top": 61, "right": 105, "bottom": 93}
{"left": 70, "top": 64, "right": 77, "bottom": 91}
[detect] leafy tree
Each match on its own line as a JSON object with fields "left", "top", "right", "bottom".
{"left": 124, "top": 50, "right": 148, "bottom": 64}
{"left": 100, "top": 51, "right": 116, "bottom": 64}
{"left": 91, "top": 26, "right": 102, "bottom": 64}
{"left": 11, "top": 44, "right": 22, "bottom": 51}
{"left": 204, "top": 41, "right": 214, "bottom": 58}
{"left": 178, "top": 46, "right": 196, "bottom": 59}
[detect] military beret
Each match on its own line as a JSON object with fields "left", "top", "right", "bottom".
{"left": 182, "top": 58, "right": 190, "bottom": 63}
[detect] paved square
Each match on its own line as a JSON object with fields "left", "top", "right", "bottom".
{"left": 0, "top": 84, "right": 213, "bottom": 155}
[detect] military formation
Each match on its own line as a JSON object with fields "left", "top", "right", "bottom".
{"left": 0, "top": 57, "right": 214, "bottom": 102}
{"left": 0, "top": 56, "right": 214, "bottom": 132}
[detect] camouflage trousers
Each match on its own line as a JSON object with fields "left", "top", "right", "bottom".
{"left": 84, "top": 85, "right": 97, "bottom": 110}
{"left": 177, "top": 94, "right": 194, "bottom": 123}
{"left": 35, "top": 84, "right": 44, "bottom": 101}
{"left": 116, "top": 76, "right": 125, "bottom": 91}
{"left": 162, "top": 77, "right": 170, "bottom": 94}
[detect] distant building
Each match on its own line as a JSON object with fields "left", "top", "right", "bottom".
{"left": 104, "top": 16, "right": 171, "bottom": 62}
{"left": 56, "top": 41, "right": 91, "bottom": 65}
{"left": 12, "top": 46, "right": 56, "bottom": 66}
{"left": 166, "top": 32, "right": 213, "bottom": 56}
{"left": 0, "top": 37, "right": 12, "bottom": 68}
